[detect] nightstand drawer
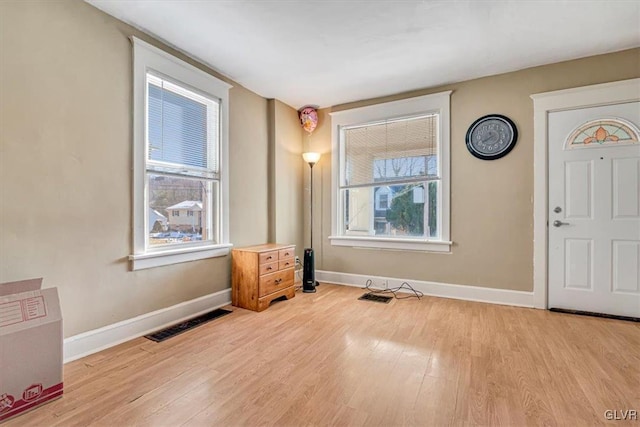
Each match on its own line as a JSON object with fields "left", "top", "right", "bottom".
{"left": 259, "top": 269, "right": 294, "bottom": 297}
{"left": 278, "top": 259, "right": 294, "bottom": 270}
{"left": 259, "top": 250, "right": 279, "bottom": 265}
{"left": 259, "top": 261, "right": 278, "bottom": 275}
{"left": 278, "top": 247, "right": 294, "bottom": 260}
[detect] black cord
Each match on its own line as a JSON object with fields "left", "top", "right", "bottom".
{"left": 364, "top": 279, "right": 423, "bottom": 300}
{"left": 294, "top": 258, "right": 303, "bottom": 290}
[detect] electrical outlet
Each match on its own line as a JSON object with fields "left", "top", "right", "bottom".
{"left": 365, "top": 278, "right": 389, "bottom": 291}
{"left": 295, "top": 256, "right": 300, "bottom": 264}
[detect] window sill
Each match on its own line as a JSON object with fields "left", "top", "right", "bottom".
{"left": 328, "top": 236, "right": 451, "bottom": 253}
{"left": 129, "top": 243, "right": 233, "bottom": 270}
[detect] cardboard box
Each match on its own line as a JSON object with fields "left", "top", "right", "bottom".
{"left": 0, "top": 278, "right": 63, "bottom": 423}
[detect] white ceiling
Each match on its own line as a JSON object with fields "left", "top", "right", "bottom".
{"left": 87, "top": 0, "right": 640, "bottom": 109}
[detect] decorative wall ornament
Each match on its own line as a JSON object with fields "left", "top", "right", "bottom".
{"left": 566, "top": 117, "right": 639, "bottom": 149}
{"left": 298, "top": 106, "right": 319, "bottom": 135}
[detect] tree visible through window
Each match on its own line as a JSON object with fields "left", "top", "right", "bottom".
{"left": 371, "top": 155, "right": 438, "bottom": 236}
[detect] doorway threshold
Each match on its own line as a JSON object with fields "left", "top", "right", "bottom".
{"left": 549, "top": 308, "right": 639, "bottom": 323}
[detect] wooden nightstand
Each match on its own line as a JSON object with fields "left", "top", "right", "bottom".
{"left": 231, "top": 243, "right": 296, "bottom": 312}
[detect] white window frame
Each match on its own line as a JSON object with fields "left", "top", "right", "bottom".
{"left": 329, "top": 91, "right": 452, "bottom": 252}
{"left": 129, "top": 37, "right": 232, "bottom": 270}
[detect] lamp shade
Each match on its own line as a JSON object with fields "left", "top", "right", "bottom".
{"left": 302, "top": 152, "right": 321, "bottom": 165}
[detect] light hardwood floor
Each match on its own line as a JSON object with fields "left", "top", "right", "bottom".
{"left": 7, "top": 284, "right": 640, "bottom": 426}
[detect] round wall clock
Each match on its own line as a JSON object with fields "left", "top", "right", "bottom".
{"left": 465, "top": 114, "right": 518, "bottom": 160}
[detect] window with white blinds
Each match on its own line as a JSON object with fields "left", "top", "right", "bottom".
{"left": 147, "top": 74, "right": 219, "bottom": 177}
{"left": 130, "top": 37, "right": 231, "bottom": 270}
{"left": 144, "top": 73, "right": 219, "bottom": 249}
{"left": 343, "top": 114, "right": 438, "bottom": 187}
{"left": 330, "top": 91, "right": 451, "bottom": 252}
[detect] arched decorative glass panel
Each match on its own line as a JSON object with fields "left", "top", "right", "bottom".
{"left": 566, "top": 118, "right": 639, "bottom": 149}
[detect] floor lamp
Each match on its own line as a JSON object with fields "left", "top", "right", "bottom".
{"left": 302, "top": 152, "right": 320, "bottom": 293}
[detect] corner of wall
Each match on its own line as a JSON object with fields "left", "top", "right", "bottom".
{"left": 269, "top": 100, "right": 305, "bottom": 255}
{"left": 267, "top": 99, "right": 277, "bottom": 243}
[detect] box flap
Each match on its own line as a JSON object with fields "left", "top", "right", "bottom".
{"left": 0, "top": 278, "right": 43, "bottom": 297}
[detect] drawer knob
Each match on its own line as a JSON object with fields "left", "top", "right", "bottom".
{"left": 267, "top": 256, "right": 273, "bottom": 260}
{"left": 267, "top": 267, "right": 272, "bottom": 271}
{"left": 275, "top": 278, "right": 282, "bottom": 284}
{"left": 284, "top": 252, "right": 289, "bottom": 256}
{"left": 284, "top": 262, "right": 290, "bottom": 266}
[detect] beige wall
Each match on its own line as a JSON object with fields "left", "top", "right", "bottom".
{"left": 0, "top": 0, "right": 290, "bottom": 337}
{"left": 268, "top": 100, "right": 304, "bottom": 257}
{"left": 308, "top": 48, "right": 640, "bottom": 292}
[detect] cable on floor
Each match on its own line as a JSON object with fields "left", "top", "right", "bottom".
{"left": 364, "top": 279, "right": 423, "bottom": 300}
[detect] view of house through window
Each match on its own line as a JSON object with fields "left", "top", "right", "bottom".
{"left": 146, "top": 73, "right": 219, "bottom": 247}
{"left": 341, "top": 114, "right": 440, "bottom": 239}
{"left": 148, "top": 175, "right": 218, "bottom": 245}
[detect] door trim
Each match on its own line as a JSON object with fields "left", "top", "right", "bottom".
{"left": 531, "top": 78, "right": 640, "bottom": 309}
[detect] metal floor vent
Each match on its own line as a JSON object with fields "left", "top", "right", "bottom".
{"left": 145, "top": 308, "right": 232, "bottom": 342}
{"left": 358, "top": 293, "right": 392, "bottom": 304}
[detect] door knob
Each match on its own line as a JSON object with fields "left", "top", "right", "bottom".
{"left": 553, "top": 220, "right": 569, "bottom": 227}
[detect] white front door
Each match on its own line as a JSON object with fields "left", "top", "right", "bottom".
{"left": 548, "top": 101, "right": 640, "bottom": 318}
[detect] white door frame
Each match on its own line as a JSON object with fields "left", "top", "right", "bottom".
{"left": 530, "top": 78, "right": 640, "bottom": 309}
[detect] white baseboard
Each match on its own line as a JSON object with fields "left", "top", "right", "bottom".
{"left": 316, "top": 270, "right": 534, "bottom": 308}
{"left": 63, "top": 288, "right": 232, "bottom": 363}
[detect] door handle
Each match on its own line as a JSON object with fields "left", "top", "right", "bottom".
{"left": 553, "top": 220, "right": 570, "bottom": 227}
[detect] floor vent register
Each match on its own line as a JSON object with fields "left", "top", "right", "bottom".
{"left": 145, "top": 308, "right": 232, "bottom": 342}
{"left": 358, "top": 293, "right": 392, "bottom": 304}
